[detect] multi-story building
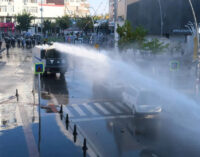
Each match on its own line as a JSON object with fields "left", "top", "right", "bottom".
{"left": 41, "top": 0, "right": 65, "bottom": 19}
{"left": 112, "top": 0, "right": 200, "bottom": 36}
{"left": 0, "top": 0, "right": 38, "bottom": 23}
{"left": 109, "top": 0, "right": 114, "bottom": 25}
{"left": 117, "top": 0, "right": 127, "bottom": 21}
{"left": 0, "top": 0, "right": 90, "bottom": 33}
{"left": 0, "top": 0, "right": 89, "bottom": 20}
{"left": 65, "top": 0, "right": 90, "bottom": 17}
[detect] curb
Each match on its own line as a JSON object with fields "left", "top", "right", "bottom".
{"left": 0, "top": 95, "right": 16, "bottom": 104}
{"left": 0, "top": 48, "right": 6, "bottom": 54}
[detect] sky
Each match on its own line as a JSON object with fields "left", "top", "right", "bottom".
{"left": 88, "top": 0, "right": 109, "bottom": 15}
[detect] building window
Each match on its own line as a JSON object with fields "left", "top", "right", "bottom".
{"left": 0, "top": 6, "right": 7, "bottom": 12}
{"left": 30, "top": 7, "right": 38, "bottom": 13}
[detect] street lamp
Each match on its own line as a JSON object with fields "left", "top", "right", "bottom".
{"left": 187, "top": 0, "right": 200, "bottom": 95}
{"left": 114, "top": 0, "right": 118, "bottom": 49}
{"left": 89, "top": 7, "right": 96, "bottom": 33}
{"left": 40, "top": 0, "right": 43, "bottom": 37}
{"left": 188, "top": 0, "right": 199, "bottom": 56}
{"left": 157, "top": 0, "right": 163, "bottom": 36}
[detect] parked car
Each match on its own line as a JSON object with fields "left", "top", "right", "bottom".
{"left": 122, "top": 88, "right": 162, "bottom": 116}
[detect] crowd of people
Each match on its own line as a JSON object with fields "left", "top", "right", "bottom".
{"left": 0, "top": 33, "right": 43, "bottom": 54}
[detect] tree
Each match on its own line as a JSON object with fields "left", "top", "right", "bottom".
{"left": 76, "top": 16, "right": 94, "bottom": 33}
{"left": 43, "top": 19, "right": 52, "bottom": 33}
{"left": 50, "top": 22, "right": 57, "bottom": 33}
{"left": 56, "top": 15, "right": 71, "bottom": 32}
{"left": 98, "top": 21, "right": 109, "bottom": 34}
{"left": 16, "top": 12, "right": 34, "bottom": 32}
{"left": 141, "top": 38, "right": 169, "bottom": 54}
{"left": 117, "top": 20, "right": 147, "bottom": 50}
{"left": 133, "top": 26, "right": 148, "bottom": 43}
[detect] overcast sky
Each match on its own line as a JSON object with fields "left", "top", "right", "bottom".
{"left": 88, "top": 0, "right": 109, "bottom": 15}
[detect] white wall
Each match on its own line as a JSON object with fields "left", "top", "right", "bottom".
{"left": 42, "top": 5, "right": 64, "bottom": 18}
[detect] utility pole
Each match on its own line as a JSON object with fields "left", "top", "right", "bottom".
{"left": 114, "top": 0, "right": 118, "bottom": 49}
{"left": 157, "top": 0, "right": 163, "bottom": 36}
{"left": 40, "top": 0, "right": 43, "bottom": 37}
{"left": 188, "top": 0, "right": 200, "bottom": 95}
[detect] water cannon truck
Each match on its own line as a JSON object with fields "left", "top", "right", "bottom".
{"left": 33, "top": 44, "right": 68, "bottom": 76}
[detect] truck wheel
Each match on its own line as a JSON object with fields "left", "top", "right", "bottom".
{"left": 42, "top": 71, "right": 47, "bottom": 77}
{"left": 60, "top": 72, "right": 65, "bottom": 78}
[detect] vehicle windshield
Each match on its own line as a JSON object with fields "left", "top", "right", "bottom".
{"left": 137, "top": 91, "right": 162, "bottom": 106}
{"left": 46, "top": 49, "right": 61, "bottom": 59}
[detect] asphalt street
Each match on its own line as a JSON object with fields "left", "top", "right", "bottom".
{"left": 0, "top": 46, "right": 200, "bottom": 157}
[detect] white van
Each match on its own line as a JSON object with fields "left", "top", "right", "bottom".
{"left": 121, "top": 85, "right": 162, "bottom": 116}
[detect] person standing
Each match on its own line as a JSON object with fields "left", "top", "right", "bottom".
{"left": 5, "top": 37, "right": 11, "bottom": 55}
{"left": 17, "top": 37, "right": 21, "bottom": 47}
{"left": 0, "top": 35, "right": 2, "bottom": 50}
{"left": 21, "top": 37, "right": 25, "bottom": 49}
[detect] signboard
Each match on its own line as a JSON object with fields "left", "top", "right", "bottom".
{"left": 0, "top": 22, "right": 15, "bottom": 32}
{"left": 193, "top": 36, "right": 198, "bottom": 60}
{"left": 94, "top": 44, "right": 99, "bottom": 49}
{"left": 170, "top": 60, "right": 180, "bottom": 71}
{"left": 34, "top": 63, "right": 44, "bottom": 74}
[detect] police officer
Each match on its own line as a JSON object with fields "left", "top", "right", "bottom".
{"left": 0, "top": 35, "right": 2, "bottom": 50}
{"left": 21, "top": 37, "right": 25, "bottom": 49}
{"left": 26, "top": 38, "right": 31, "bottom": 48}
{"left": 31, "top": 37, "right": 35, "bottom": 47}
{"left": 11, "top": 37, "right": 16, "bottom": 48}
{"left": 17, "top": 37, "right": 21, "bottom": 47}
{"left": 5, "top": 37, "right": 11, "bottom": 55}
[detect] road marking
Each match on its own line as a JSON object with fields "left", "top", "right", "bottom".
{"left": 72, "top": 115, "right": 134, "bottom": 123}
{"left": 0, "top": 95, "right": 16, "bottom": 104}
{"left": 82, "top": 103, "right": 100, "bottom": 116}
{"left": 64, "top": 107, "right": 74, "bottom": 117}
{"left": 72, "top": 104, "right": 87, "bottom": 116}
{"left": 93, "top": 103, "right": 110, "bottom": 115}
{"left": 55, "top": 115, "right": 101, "bottom": 157}
{"left": 116, "top": 102, "right": 131, "bottom": 112}
{"left": 34, "top": 56, "right": 42, "bottom": 62}
{"left": 18, "top": 103, "right": 39, "bottom": 157}
{"left": 104, "top": 102, "right": 122, "bottom": 114}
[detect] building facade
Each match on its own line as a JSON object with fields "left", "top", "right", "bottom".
{"left": 0, "top": 0, "right": 90, "bottom": 25}
{"left": 0, "top": 0, "right": 38, "bottom": 23}
{"left": 65, "top": 0, "right": 89, "bottom": 17}
{"left": 109, "top": 0, "right": 115, "bottom": 24}
{"left": 114, "top": 0, "right": 200, "bottom": 36}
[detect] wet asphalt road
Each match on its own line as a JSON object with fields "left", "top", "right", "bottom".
{"left": 0, "top": 46, "right": 200, "bottom": 157}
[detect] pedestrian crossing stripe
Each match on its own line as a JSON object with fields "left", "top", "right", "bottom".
{"left": 64, "top": 101, "right": 132, "bottom": 118}
{"left": 94, "top": 102, "right": 111, "bottom": 115}
{"left": 72, "top": 104, "right": 87, "bottom": 116}
{"left": 82, "top": 103, "right": 100, "bottom": 116}
{"left": 115, "top": 102, "right": 130, "bottom": 112}
{"left": 64, "top": 108, "right": 74, "bottom": 117}
{"left": 104, "top": 102, "right": 122, "bottom": 114}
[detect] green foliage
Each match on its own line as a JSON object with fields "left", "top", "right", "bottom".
{"left": 117, "top": 20, "right": 147, "bottom": 49}
{"left": 48, "top": 36, "right": 64, "bottom": 42}
{"left": 93, "top": 15, "right": 106, "bottom": 21}
{"left": 43, "top": 19, "right": 52, "bottom": 33}
{"left": 133, "top": 26, "right": 148, "bottom": 42}
{"left": 56, "top": 15, "right": 71, "bottom": 31}
{"left": 76, "top": 16, "right": 94, "bottom": 32}
{"left": 141, "top": 38, "right": 169, "bottom": 54}
{"left": 16, "top": 12, "right": 34, "bottom": 31}
{"left": 50, "top": 22, "right": 57, "bottom": 33}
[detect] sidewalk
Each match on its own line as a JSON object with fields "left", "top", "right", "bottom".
{"left": 0, "top": 46, "right": 84, "bottom": 157}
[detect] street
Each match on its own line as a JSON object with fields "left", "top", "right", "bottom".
{"left": 0, "top": 45, "right": 200, "bottom": 157}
